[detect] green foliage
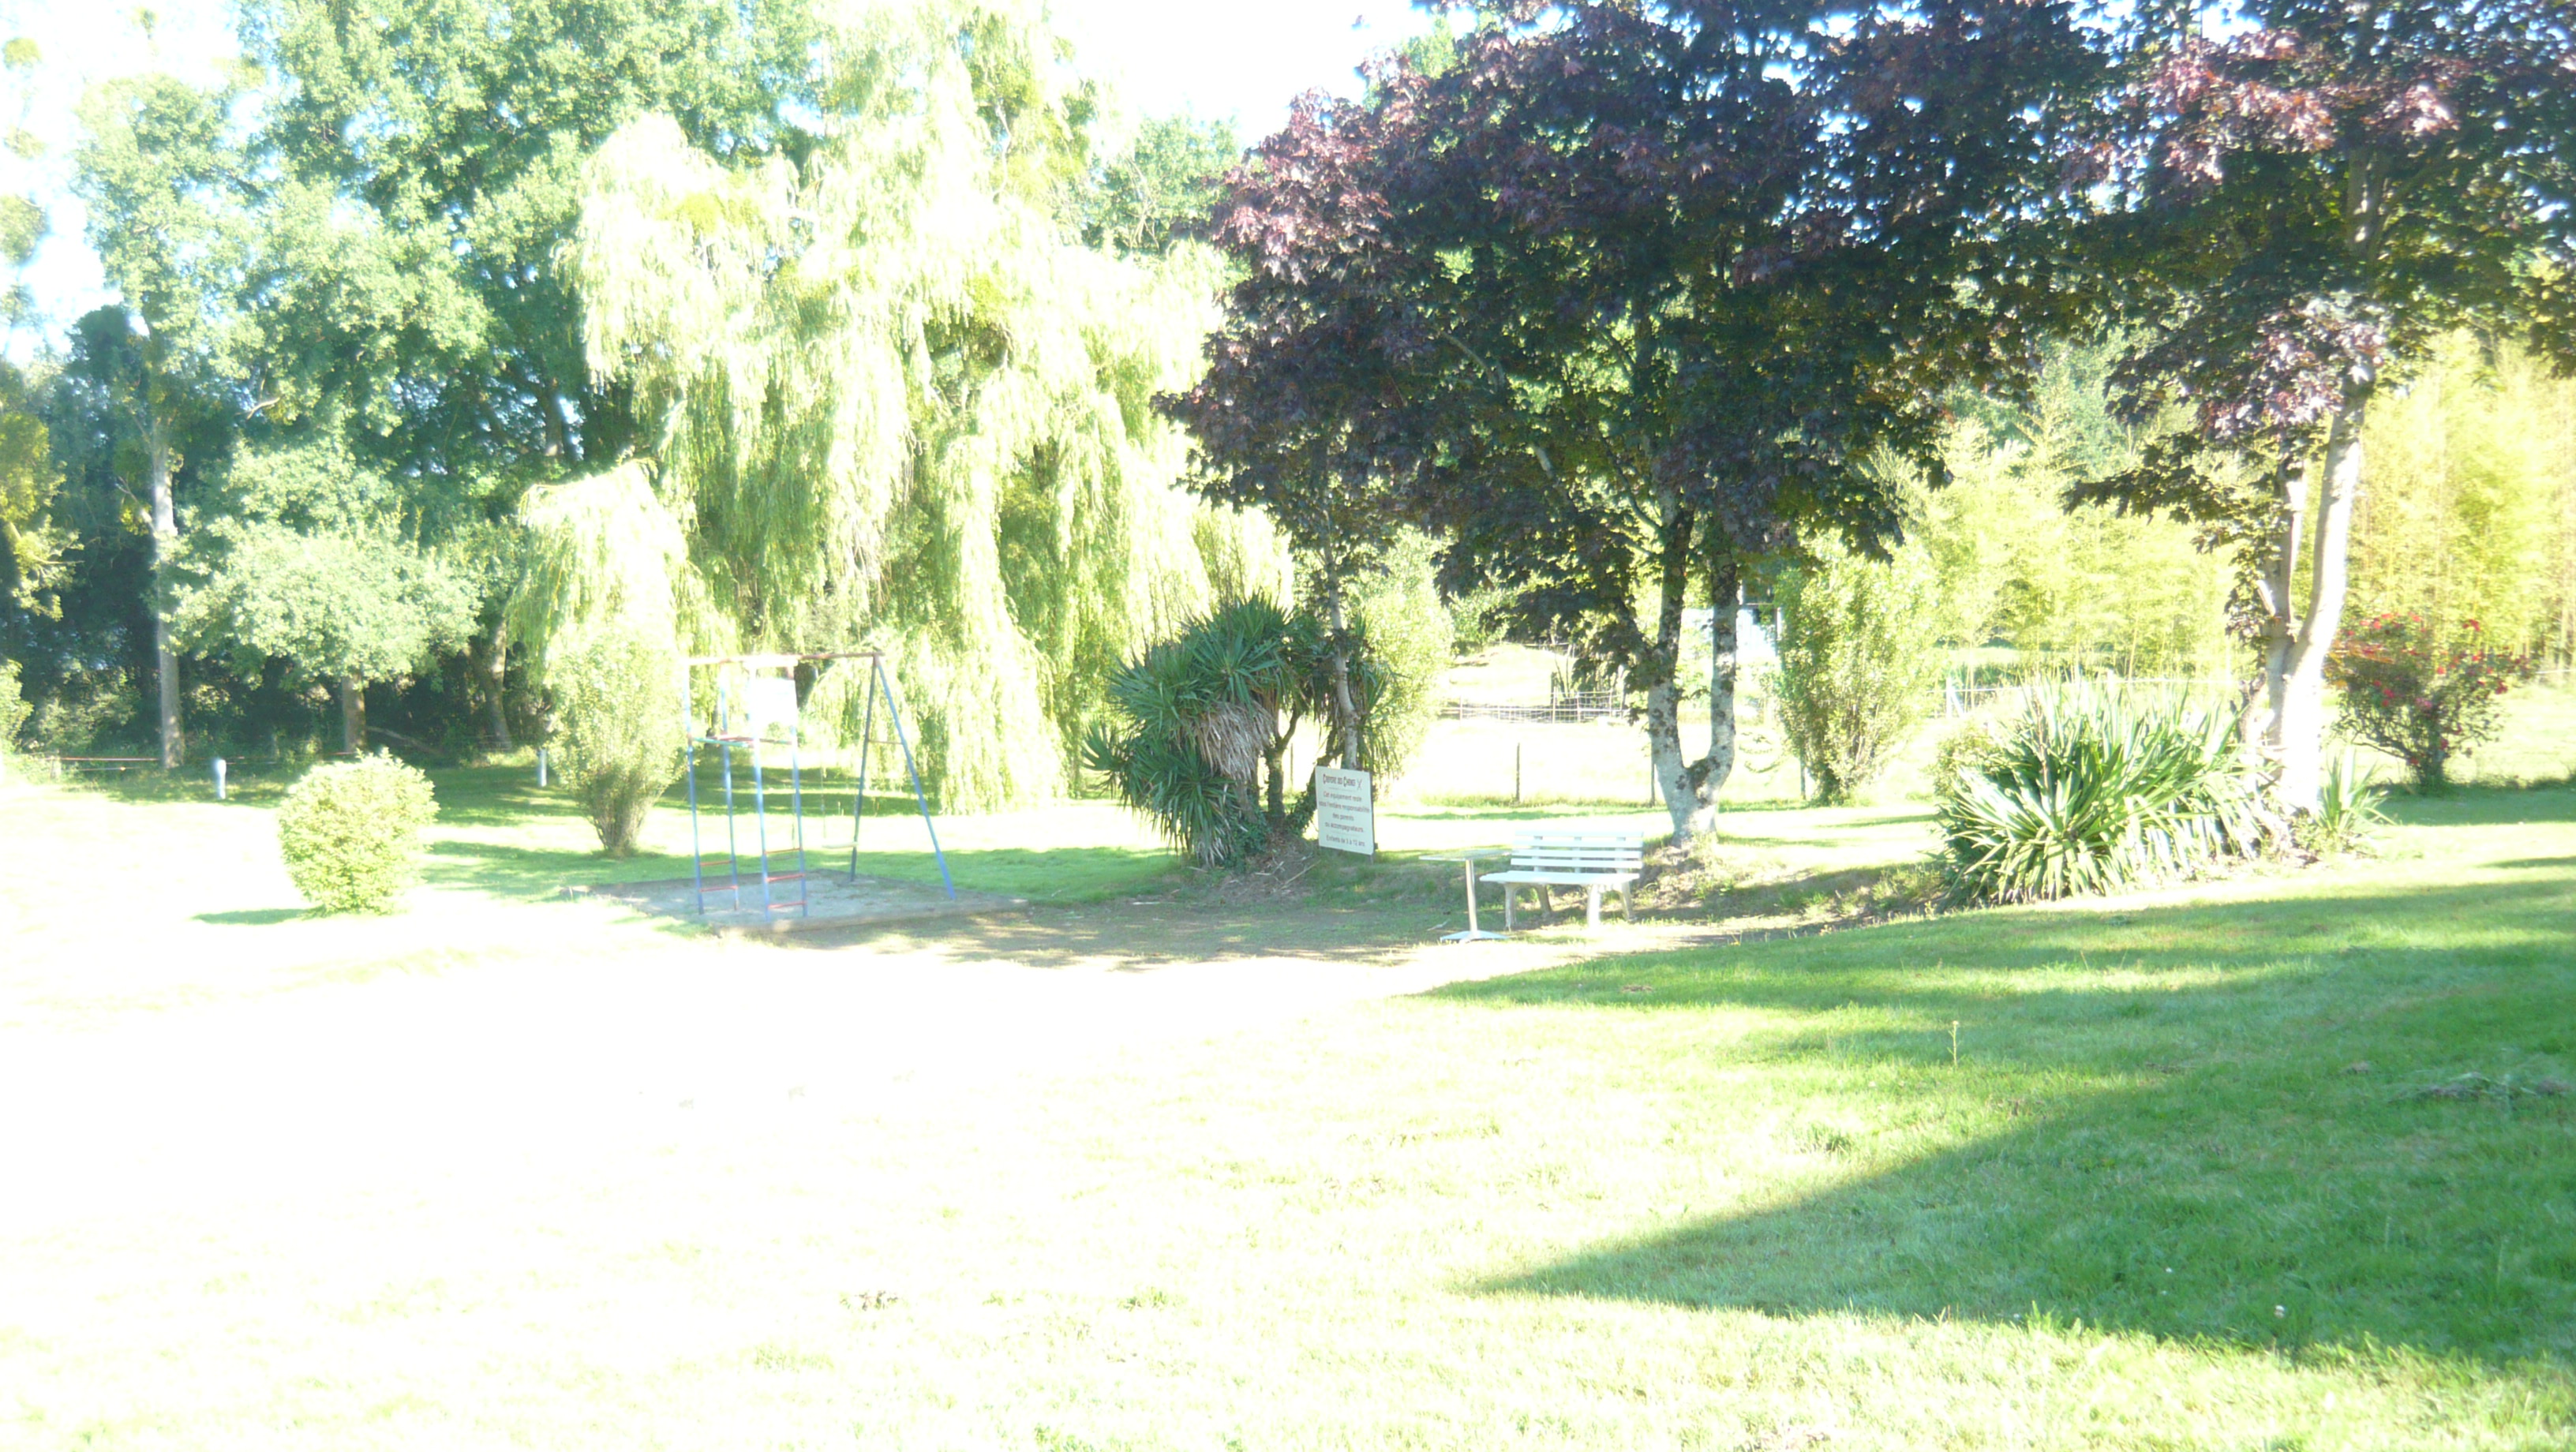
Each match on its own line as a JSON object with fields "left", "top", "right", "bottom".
{"left": 562, "top": 0, "right": 1279, "bottom": 810}
{"left": 1936, "top": 680, "right": 2274, "bottom": 904}
{"left": 275, "top": 750, "right": 438, "bottom": 911}
{"left": 2299, "top": 748, "right": 2387, "bottom": 857}
{"left": 173, "top": 431, "right": 480, "bottom": 687}
{"left": 2327, "top": 613, "right": 2536, "bottom": 793}
{"left": 0, "top": 359, "right": 63, "bottom": 616}
{"left": 1080, "top": 113, "right": 1237, "bottom": 256}
{"left": 0, "top": 657, "right": 27, "bottom": 777}
{"left": 2351, "top": 334, "right": 2572, "bottom": 657}
{"left": 1773, "top": 540, "right": 1946, "bottom": 804}
{"left": 547, "top": 631, "right": 682, "bottom": 856}
{"left": 1084, "top": 597, "right": 1383, "bottom": 868}
{"left": 1924, "top": 345, "right": 2231, "bottom": 676}
{"left": 1346, "top": 530, "right": 1453, "bottom": 780}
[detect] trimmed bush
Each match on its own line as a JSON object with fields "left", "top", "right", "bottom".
{"left": 550, "top": 630, "right": 683, "bottom": 856}
{"left": 277, "top": 752, "right": 439, "bottom": 912}
{"left": 1937, "top": 679, "right": 2276, "bottom": 903}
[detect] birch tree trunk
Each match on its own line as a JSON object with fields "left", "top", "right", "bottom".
{"left": 1701, "top": 551, "right": 1741, "bottom": 806}
{"left": 2275, "top": 395, "right": 2365, "bottom": 812}
{"left": 146, "top": 410, "right": 182, "bottom": 769}
{"left": 2249, "top": 455, "right": 2306, "bottom": 753}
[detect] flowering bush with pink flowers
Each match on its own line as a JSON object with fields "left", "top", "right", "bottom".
{"left": 2327, "top": 615, "right": 2533, "bottom": 791}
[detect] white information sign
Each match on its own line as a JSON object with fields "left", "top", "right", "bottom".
{"left": 1315, "top": 765, "right": 1376, "bottom": 856}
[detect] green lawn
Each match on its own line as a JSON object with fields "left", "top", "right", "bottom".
{"left": 1, "top": 776, "right": 2570, "bottom": 1447}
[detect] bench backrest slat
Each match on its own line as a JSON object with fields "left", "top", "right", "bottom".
{"left": 1509, "top": 831, "right": 1645, "bottom": 873}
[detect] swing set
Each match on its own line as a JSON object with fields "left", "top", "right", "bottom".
{"left": 682, "top": 651, "right": 955, "bottom": 919}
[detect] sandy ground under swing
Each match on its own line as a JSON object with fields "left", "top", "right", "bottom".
{"left": 570, "top": 869, "right": 1025, "bottom": 934}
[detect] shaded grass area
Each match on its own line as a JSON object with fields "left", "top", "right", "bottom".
{"left": 1440, "top": 786, "right": 2576, "bottom": 1370}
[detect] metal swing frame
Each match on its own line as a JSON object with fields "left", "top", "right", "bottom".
{"left": 683, "top": 650, "right": 955, "bottom": 919}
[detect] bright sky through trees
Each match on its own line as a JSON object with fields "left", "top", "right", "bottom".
{"left": 2, "top": 0, "right": 1432, "bottom": 351}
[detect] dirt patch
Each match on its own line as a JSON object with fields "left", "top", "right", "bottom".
{"left": 568, "top": 871, "right": 1026, "bottom": 936}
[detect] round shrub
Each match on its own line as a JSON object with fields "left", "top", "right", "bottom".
{"left": 277, "top": 752, "right": 439, "bottom": 913}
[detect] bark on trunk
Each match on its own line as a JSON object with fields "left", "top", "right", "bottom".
{"left": 2250, "top": 454, "right": 2306, "bottom": 753}
{"left": 2275, "top": 395, "right": 2366, "bottom": 812}
{"left": 1645, "top": 514, "right": 1743, "bottom": 844}
{"left": 482, "top": 618, "right": 514, "bottom": 751}
{"left": 147, "top": 416, "right": 181, "bottom": 769}
{"left": 1643, "top": 490, "right": 1701, "bottom": 841}
{"left": 1702, "top": 552, "right": 1741, "bottom": 802}
{"left": 339, "top": 675, "right": 366, "bottom": 754}
{"left": 1318, "top": 532, "right": 1362, "bottom": 772}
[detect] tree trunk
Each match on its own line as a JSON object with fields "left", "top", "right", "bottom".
{"left": 147, "top": 414, "right": 181, "bottom": 769}
{"left": 339, "top": 675, "right": 366, "bottom": 754}
{"left": 1642, "top": 490, "right": 1703, "bottom": 842}
{"left": 2276, "top": 395, "right": 2366, "bottom": 813}
{"left": 482, "top": 617, "right": 514, "bottom": 751}
{"left": 2250, "top": 453, "right": 2305, "bottom": 753}
{"left": 1317, "top": 530, "right": 1362, "bottom": 771}
{"left": 1702, "top": 551, "right": 1741, "bottom": 803}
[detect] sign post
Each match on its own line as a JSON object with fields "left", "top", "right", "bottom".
{"left": 1314, "top": 765, "right": 1376, "bottom": 857}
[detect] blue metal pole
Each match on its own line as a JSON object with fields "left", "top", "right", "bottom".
{"left": 877, "top": 659, "right": 955, "bottom": 900}
{"left": 788, "top": 708, "right": 809, "bottom": 918}
{"left": 751, "top": 733, "right": 773, "bottom": 915}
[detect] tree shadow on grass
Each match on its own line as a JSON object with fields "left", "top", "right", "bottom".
{"left": 193, "top": 908, "right": 304, "bottom": 926}
{"left": 1446, "top": 867, "right": 2576, "bottom": 1368}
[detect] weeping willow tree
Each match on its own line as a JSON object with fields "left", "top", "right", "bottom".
{"left": 544, "top": 0, "right": 1284, "bottom": 808}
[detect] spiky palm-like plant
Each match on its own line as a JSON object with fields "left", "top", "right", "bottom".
{"left": 1083, "top": 598, "right": 1386, "bottom": 868}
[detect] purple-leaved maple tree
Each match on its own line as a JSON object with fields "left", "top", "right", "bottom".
{"left": 1174, "top": 0, "right": 2099, "bottom": 840}
{"left": 2071, "top": 0, "right": 2575, "bottom": 811}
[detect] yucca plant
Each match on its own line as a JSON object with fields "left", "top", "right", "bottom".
{"left": 2299, "top": 748, "right": 2387, "bottom": 857}
{"left": 1937, "top": 679, "right": 2278, "bottom": 904}
{"left": 1082, "top": 599, "right": 1387, "bottom": 869}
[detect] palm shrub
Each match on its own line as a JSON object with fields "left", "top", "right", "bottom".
{"left": 549, "top": 629, "right": 683, "bottom": 856}
{"left": 2299, "top": 748, "right": 2387, "bottom": 857}
{"left": 277, "top": 751, "right": 439, "bottom": 912}
{"left": 1937, "top": 679, "right": 2276, "bottom": 904}
{"left": 2326, "top": 613, "right": 2533, "bottom": 791}
{"left": 1774, "top": 539, "right": 1948, "bottom": 803}
{"left": 1084, "top": 598, "right": 1389, "bottom": 869}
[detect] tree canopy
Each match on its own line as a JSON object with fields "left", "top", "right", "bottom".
{"left": 2071, "top": 0, "right": 2576, "bottom": 808}
{"left": 1178, "top": 0, "right": 2099, "bottom": 838}
{"left": 556, "top": 0, "right": 1282, "bottom": 807}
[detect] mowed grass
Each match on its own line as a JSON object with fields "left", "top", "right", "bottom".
{"left": 1, "top": 777, "right": 2571, "bottom": 1447}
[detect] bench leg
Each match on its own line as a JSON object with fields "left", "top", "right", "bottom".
{"left": 1586, "top": 885, "right": 1601, "bottom": 930}
{"left": 1621, "top": 885, "right": 1633, "bottom": 921}
{"left": 1503, "top": 884, "right": 1515, "bottom": 931}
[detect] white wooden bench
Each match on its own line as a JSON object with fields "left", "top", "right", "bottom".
{"left": 1479, "top": 831, "right": 1645, "bottom": 930}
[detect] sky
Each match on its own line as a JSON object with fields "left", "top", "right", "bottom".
{"left": 0, "top": 0, "right": 1435, "bottom": 354}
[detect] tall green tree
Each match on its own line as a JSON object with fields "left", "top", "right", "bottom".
{"left": 558, "top": 0, "right": 1282, "bottom": 808}
{"left": 2070, "top": 0, "right": 2576, "bottom": 811}
{"left": 73, "top": 72, "right": 254, "bottom": 767}
{"left": 170, "top": 431, "right": 479, "bottom": 750}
